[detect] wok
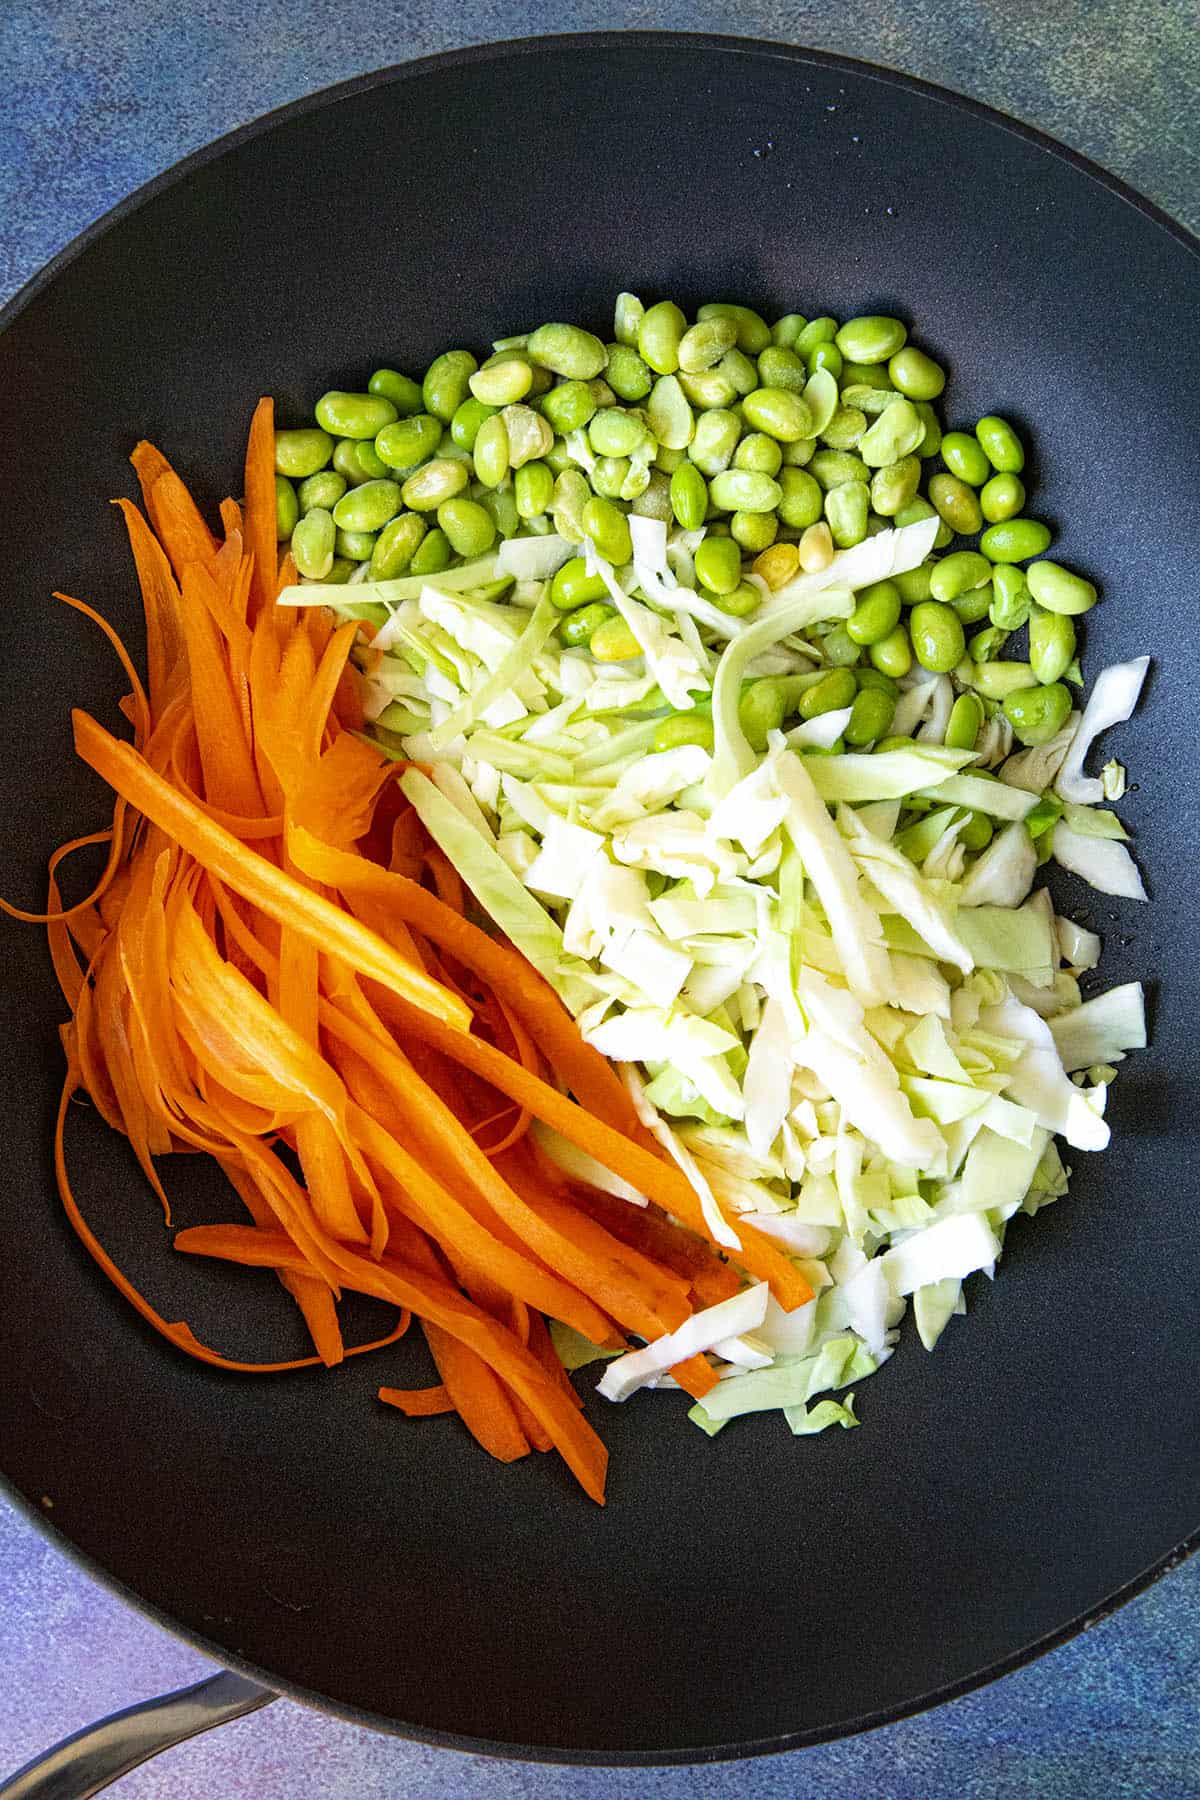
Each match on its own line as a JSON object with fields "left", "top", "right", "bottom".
{"left": 1, "top": 32, "right": 1196, "bottom": 1779}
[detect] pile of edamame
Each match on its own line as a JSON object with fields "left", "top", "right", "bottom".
{"left": 274, "top": 294, "right": 1100, "bottom": 758}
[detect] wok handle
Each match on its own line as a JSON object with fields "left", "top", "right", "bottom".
{"left": 0, "top": 1670, "right": 275, "bottom": 1799}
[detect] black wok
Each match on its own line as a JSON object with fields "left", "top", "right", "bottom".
{"left": 1, "top": 33, "right": 1196, "bottom": 1769}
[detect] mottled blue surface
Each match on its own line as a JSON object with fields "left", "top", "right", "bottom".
{"left": 2, "top": 5, "right": 1199, "bottom": 1794}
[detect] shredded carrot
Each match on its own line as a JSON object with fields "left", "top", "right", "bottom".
{"left": 4, "top": 407, "right": 810, "bottom": 1505}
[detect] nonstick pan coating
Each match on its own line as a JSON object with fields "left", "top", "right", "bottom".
{"left": 1, "top": 34, "right": 1196, "bottom": 1763}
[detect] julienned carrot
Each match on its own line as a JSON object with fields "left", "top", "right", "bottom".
{"left": 379, "top": 1384, "right": 455, "bottom": 1417}
{"left": 244, "top": 398, "right": 279, "bottom": 620}
{"left": 423, "top": 1322, "right": 531, "bottom": 1464}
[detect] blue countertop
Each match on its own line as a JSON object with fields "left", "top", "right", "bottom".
{"left": 2, "top": 6, "right": 1198, "bottom": 1794}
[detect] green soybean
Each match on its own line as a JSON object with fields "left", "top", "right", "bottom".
{"left": 448, "top": 397, "right": 496, "bottom": 452}
{"left": 840, "top": 360, "right": 895, "bottom": 391}
{"left": 550, "top": 557, "right": 609, "bottom": 611}
{"left": 739, "top": 679, "right": 789, "bottom": 750}
{"left": 719, "top": 348, "right": 759, "bottom": 397}
{"left": 670, "top": 461, "right": 709, "bottom": 530}
{"left": 847, "top": 579, "right": 902, "bottom": 645}
{"left": 809, "top": 450, "right": 869, "bottom": 489}
{"left": 756, "top": 345, "right": 808, "bottom": 393}
{"left": 552, "top": 469, "right": 591, "bottom": 542}
{"left": 772, "top": 313, "right": 807, "bottom": 348}
{"left": 298, "top": 470, "right": 346, "bottom": 513}
{"left": 501, "top": 404, "right": 554, "bottom": 468}
{"left": 291, "top": 508, "right": 335, "bottom": 579}
{"left": 969, "top": 625, "right": 1010, "bottom": 663}
{"left": 356, "top": 439, "right": 389, "bottom": 479}
{"left": 914, "top": 402, "right": 943, "bottom": 459}
{"left": 989, "top": 563, "right": 1031, "bottom": 630}
{"left": 742, "top": 387, "right": 813, "bottom": 442}
{"left": 846, "top": 686, "right": 897, "bottom": 745}
{"left": 980, "top": 472, "right": 1026, "bottom": 522}
{"left": 369, "top": 369, "right": 423, "bottom": 414}
{"left": 870, "top": 455, "right": 921, "bottom": 516}
{"left": 1029, "top": 605, "right": 1076, "bottom": 684}
{"left": 323, "top": 557, "right": 355, "bottom": 585}
{"left": 472, "top": 415, "right": 510, "bottom": 488}
{"left": 894, "top": 558, "right": 936, "bottom": 604}
{"left": 940, "top": 431, "right": 992, "bottom": 486}
{"left": 646, "top": 375, "right": 695, "bottom": 449}
{"left": 689, "top": 409, "right": 742, "bottom": 476}
{"left": 654, "top": 711, "right": 715, "bottom": 751}
{"left": 800, "top": 667, "right": 858, "bottom": 719}
{"left": 796, "top": 316, "right": 838, "bottom": 356}
{"left": 590, "top": 616, "right": 641, "bottom": 661}
{"left": 808, "top": 341, "right": 844, "bottom": 379}
{"left": 735, "top": 432, "right": 784, "bottom": 475}
{"left": 332, "top": 479, "right": 403, "bottom": 533}
{"left": 436, "top": 496, "right": 496, "bottom": 557}
{"left": 315, "top": 391, "right": 398, "bottom": 439}
{"left": 409, "top": 527, "right": 452, "bottom": 577}
{"left": 334, "top": 527, "right": 376, "bottom": 561}
{"left": 887, "top": 346, "right": 946, "bottom": 400}
{"left": 469, "top": 357, "right": 534, "bottom": 406}
{"left": 980, "top": 518, "right": 1052, "bottom": 563}
{"left": 709, "top": 469, "right": 781, "bottom": 514}
{"left": 971, "top": 659, "right": 1039, "bottom": 700}
{"left": 1004, "top": 681, "right": 1072, "bottom": 745}
{"left": 581, "top": 495, "right": 632, "bottom": 564}
{"left": 514, "top": 460, "right": 555, "bottom": 519}
{"left": 821, "top": 405, "right": 867, "bottom": 449}
{"left": 778, "top": 467, "right": 823, "bottom": 529}
{"left": 824, "top": 481, "right": 869, "bottom": 548}
{"left": 929, "top": 472, "right": 983, "bottom": 535}
{"left": 605, "top": 344, "right": 654, "bottom": 402}
{"left": 821, "top": 623, "right": 861, "bottom": 666}
{"left": 638, "top": 301, "right": 687, "bottom": 375}
{"left": 930, "top": 550, "right": 991, "bottom": 602}
{"left": 950, "top": 585, "right": 993, "bottom": 625}
{"left": 945, "top": 691, "right": 984, "bottom": 751}
{"left": 480, "top": 486, "right": 521, "bottom": 540}
{"left": 275, "top": 475, "right": 299, "bottom": 541}
{"left": 801, "top": 367, "right": 839, "bottom": 435}
{"left": 976, "top": 414, "right": 1025, "bottom": 473}
{"left": 731, "top": 510, "right": 777, "bottom": 552}
{"left": 586, "top": 408, "right": 645, "bottom": 458}
{"left": 525, "top": 323, "right": 608, "bottom": 381}
{"left": 539, "top": 380, "right": 597, "bottom": 435}
{"left": 909, "top": 600, "right": 966, "bottom": 673}
{"left": 275, "top": 427, "right": 334, "bottom": 479}
{"left": 375, "top": 413, "right": 442, "bottom": 471}
{"left": 781, "top": 436, "right": 816, "bottom": 467}
{"left": 422, "top": 350, "right": 478, "bottom": 422}
{"left": 835, "top": 315, "right": 907, "bottom": 362}
{"left": 592, "top": 456, "right": 629, "bottom": 499}
{"left": 677, "top": 366, "right": 738, "bottom": 409}
{"left": 614, "top": 292, "right": 644, "bottom": 347}
{"left": 401, "top": 458, "right": 468, "bottom": 511}
{"left": 678, "top": 317, "right": 738, "bottom": 372}
{"left": 697, "top": 302, "right": 771, "bottom": 354}
{"left": 561, "top": 601, "right": 615, "bottom": 647}
{"left": 712, "top": 580, "right": 762, "bottom": 617}
{"left": 1026, "top": 559, "right": 1098, "bottom": 615}
{"left": 631, "top": 470, "right": 674, "bottom": 523}
{"left": 369, "top": 512, "right": 426, "bottom": 579}
{"left": 858, "top": 398, "right": 925, "bottom": 467}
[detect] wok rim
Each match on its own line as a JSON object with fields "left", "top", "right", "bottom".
{"left": 2, "top": 29, "right": 1196, "bottom": 1766}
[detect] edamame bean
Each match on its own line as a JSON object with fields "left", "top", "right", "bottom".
{"left": 590, "top": 615, "right": 641, "bottom": 660}
{"left": 514, "top": 460, "right": 555, "bottom": 519}
{"left": 929, "top": 472, "right": 983, "bottom": 535}
{"left": 971, "top": 659, "right": 1038, "bottom": 699}
{"left": 469, "top": 357, "right": 534, "bottom": 406}
{"left": 540, "top": 380, "right": 597, "bottom": 435}
{"left": 525, "top": 323, "right": 608, "bottom": 380}
{"left": 697, "top": 302, "right": 771, "bottom": 354}
{"left": 678, "top": 317, "right": 738, "bottom": 371}
{"left": 501, "top": 404, "right": 554, "bottom": 467}
{"left": 1004, "top": 681, "right": 1072, "bottom": 745}
{"left": 448, "top": 397, "right": 497, "bottom": 453}
{"left": 731, "top": 511, "right": 777, "bottom": 552}
{"left": 909, "top": 600, "right": 966, "bottom": 673}
{"left": 836, "top": 316, "right": 908, "bottom": 362}
{"left": 754, "top": 542, "right": 800, "bottom": 588}
{"left": 637, "top": 301, "right": 687, "bottom": 375}
{"left": 858, "top": 397, "right": 925, "bottom": 466}
{"left": 1026, "top": 559, "right": 1098, "bottom": 615}
{"left": 772, "top": 313, "right": 807, "bottom": 348}
{"left": 778, "top": 467, "right": 823, "bottom": 529}
{"left": 375, "top": 413, "right": 442, "bottom": 471}
{"left": 800, "top": 667, "right": 858, "bottom": 719}
{"left": 369, "top": 369, "right": 423, "bottom": 414}
{"left": 678, "top": 367, "right": 739, "bottom": 409}
{"left": 847, "top": 578, "right": 902, "bottom": 645}
{"left": 951, "top": 584, "right": 993, "bottom": 625}
{"left": 561, "top": 601, "right": 615, "bottom": 647}
{"left": 550, "top": 557, "right": 609, "bottom": 611}
{"left": 808, "top": 449, "right": 869, "bottom": 489}
{"left": 709, "top": 469, "right": 782, "bottom": 513}
{"left": 423, "top": 350, "right": 478, "bottom": 422}
{"left": 820, "top": 624, "right": 860, "bottom": 665}
{"left": 275, "top": 427, "right": 334, "bottom": 479}
{"left": 959, "top": 812, "right": 994, "bottom": 852}
{"left": 840, "top": 360, "right": 895, "bottom": 391}
{"left": 874, "top": 735, "right": 916, "bottom": 754}
{"left": 845, "top": 686, "right": 897, "bottom": 745}
{"left": 275, "top": 475, "right": 299, "bottom": 541}
{"left": 742, "top": 387, "right": 813, "bottom": 442}
{"left": 930, "top": 550, "right": 991, "bottom": 602}
{"left": 914, "top": 402, "right": 943, "bottom": 459}
{"left": 856, "top": 666, "right": 898, "bottom": 697}
{"left": 669, "top": 461, "right": 708, "bottom": 530}
{"left": 694, "top": 536, "right": 744, "bottom": 595}
{"left": 409, "top": 527, "right": 452, "bottom": 576}
{"left": 801, "top": 367, "right": 839, "bottom": 436}
{"left": 332, "top": 478, "right": 403, "bottom": 533}
{"left": 654, "top": 711, "right": 715, "bottom": 751}
{"left": 472, "top": 415, "right": 510, "bottom": 488}
{"left": 808, "top": 342, "right": 843, "bottom": 379}
{"left": 689, "top": 408, "right": 742, "bottom": 476}
{"left": 315, "top": 391, "right": 398, "bottom": 439}
{"left": 719, "top": 348, "right": 759, "bottom": 396}
{"left": 895, "top": 558, "right": 936, "bottom": 603}
{"left": 581, "top": 495, "right": 632, "bottom": 564}
{"left": 370, "top": 512, "right": 426, "bottom": 579}
{"left": 1028, "top": 604, "right": 1076, "bottom": 684}
{"left": 980, "top": 518, "right": 1052, "bottom": 562}
{"left": 980, "top": 472, "right": 1025, "bottom": 522}
{"left": 592, "top": 456, "right": 629, "bottom": 499}
{"left": 401, "top": 458, "right": 468, "bottom": 511}
{"left": 335, "top": 527, "right": 376, "bottom": 561}
{"left": 437, "top": 496, "right": 496, "bottom": 557}
{"left": 870, "top": 455, "right": 921, "bottom": 516}
{"left": 711, "top": 580, "right": 762, "bottom": 617}
{"left": 798, "top": 521, "right": 834, "bottom": 571}
{"left": 989, "top": 563, "right": 1031, "bottom": 629}
{"left": 552, "top": 469, "right": 590, "bottom": 541}
{"left": 940, "top": 431, "right": 992, "bottom": 486}
{"left": 821, "top": 404, "right": 867, "bottom": 449}
{"left": 870, "top": 624, "right": 913, "bottom": 677}
{"left": 631, "top": 469, "right": 673, "bottom": 520}
{"left": 824, "top": 481, "right": 869, "bottom": 548}
{"left": 614, "top": 292, "right": 644, "bottom": 347}
{"left": 356, "top": 439, "right": 389, "bottom": 478}
{"left": 738, "top": 680, "right": 789, "bottom": 750}
{"left": 298, "top": 469, "right": 346, "bottom": 512}
{"left": 976, "top": 414, "right": 1025, "bottom": 473}
{"left": 887, "top": 346, "right": 946, "bottom": 399}
{"left": 756, "top": 345, "right": 808, "bottom": 393}
{"left": 796, "top": 316, "right": 837, "bottom": 356}
{"left": 945, "top": 692, "right": 984, "bottom": 750}
{"left": 735, "top": 432, "right": 783, "bottom": 475}
{"left": 647, "top": 375, "right": 695, "bottom": 449}
{"left": 969, "top": 626, "right": 1010, "bottom": 663}
{"left": 291, "top": 507, "right": 335, "bottom": 579}
{"left": 605, "top": 344, "right": 654, "bottom": 402}
{"left": 781, "top": 436, "right": 816, "bottom": 466}
{"left": 324, "top": 556, "right": 355, "bottom": 585}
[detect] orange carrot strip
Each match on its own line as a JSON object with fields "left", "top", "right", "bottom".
{"left": 179, "top": 564, "right": 264, "bottom": 817}
{"left": 244, "top": 398, "right": 279, "bottom": 618}
{"left": 129, "top": 442, "right": 218, "bottom": 578}
{"left": 72, "top": 712, "right": 469, "bottom": 1027}
{"left": 378, "top": 1384, "right": 454, "bottom": 1417}
{"left": 424, "top": 1321, "right": 530, "bottom": 1464}
{"left": 56, "top": 592, "right": 150, "bottom": 745}
{"left": 113, "top": 499, "right": 186, "bottom": 721}
{"left": 566, "top": 1184, "right": 742, "bottom": 1308}
{"left": 668, "top": 1353, "right": 720, "bottom": 1401}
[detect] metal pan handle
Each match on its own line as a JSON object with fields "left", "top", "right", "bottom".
{"left": 0, "top": 1671, "right": 275, "bottom": 1799}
